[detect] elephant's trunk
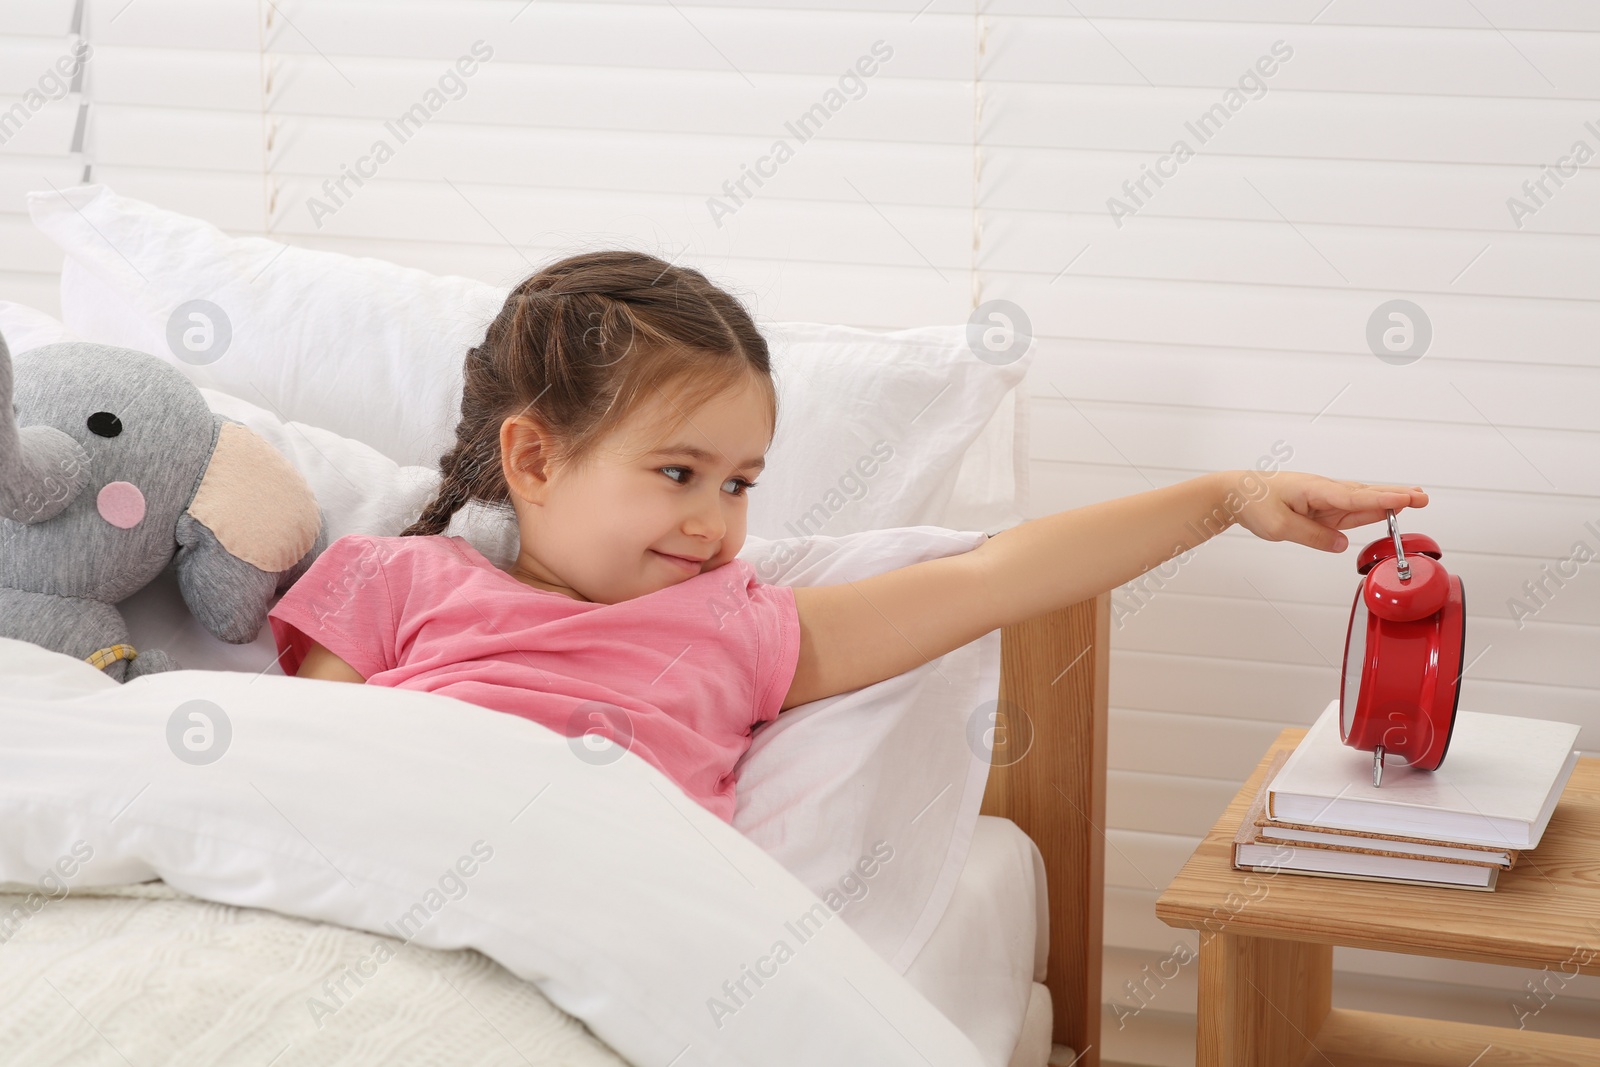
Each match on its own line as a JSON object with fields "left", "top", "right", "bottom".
{"left": 0, "top": 332, "right": 91, "bottom": 525}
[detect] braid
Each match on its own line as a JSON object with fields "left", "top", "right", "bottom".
{"left": 399, "top": 446, "right": 478, "bottom": 537}
{"left": 400, "top": 348, "right": 510, "bottom": 537}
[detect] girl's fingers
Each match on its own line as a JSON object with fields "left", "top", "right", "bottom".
{"left": 1356, "top": 485, "right": 1424, "bottom": 503}
{"left": 1325, "top": 484, "right": 1427, "bottom": 511}
{"left": 1329, "top": 509, "right": 1399, "bottom": 530}
{"left": 1278, "top": 508, "right": 1349, "bottom": 552}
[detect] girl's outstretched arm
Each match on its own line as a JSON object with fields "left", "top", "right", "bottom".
{"left": 781, "top": 470, "right": 1427, "bottom": 712}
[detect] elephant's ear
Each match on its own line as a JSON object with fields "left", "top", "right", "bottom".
{"left": 186, "top": 417, "right": 321, "bottom": 572}
{"left": 174, "top": 416, "right": 324, "bottom": 644}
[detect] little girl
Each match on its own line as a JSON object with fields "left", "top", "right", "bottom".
{"left": 267, "top": 249, "right": 1428, "bottom": 824}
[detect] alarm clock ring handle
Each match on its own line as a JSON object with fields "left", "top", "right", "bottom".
{"left": 1362, "top": 511, "right": 1450, "bottom": 622}
{"left": 1356, "top": 513, "right": 1442, "bottom": 576}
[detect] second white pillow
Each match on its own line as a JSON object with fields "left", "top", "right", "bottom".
{"left": 29, "top": 184, "right": 1030, "bottom": 539}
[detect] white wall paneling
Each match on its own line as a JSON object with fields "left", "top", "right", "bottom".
{"left": 973, "top": 5, "right": 1600, "bottom": 1062}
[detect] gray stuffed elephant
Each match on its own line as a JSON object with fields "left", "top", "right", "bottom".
{"left": 0, "top": 331, "right": 327, "bottom": 681}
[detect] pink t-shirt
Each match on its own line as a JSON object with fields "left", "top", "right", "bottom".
{"left": 267, "top": 533, "right": 802, "bottom": 823}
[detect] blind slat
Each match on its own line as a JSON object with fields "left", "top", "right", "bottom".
{"left": 1028, "top": 337, "right": 1600, "bottom": 434}
{"left": 981, "top": 150, "right": 1600, "bottom": 235}
{"left": 985, "top": 18, "right": 1600, "bottom": 99}
{"left": 90, "top": 49, "right": 969, "bottom": 135}
{"left": 983, "top": 83, "right": 1600, "bottom": 164}
{"left": 985, "top": 0, "right": 1600, "bottom": 32}
{"left": 0, "top": 98, "right": 80, "bottom": 156}
{"left": 285, "top": 231, "right": 971, "bottom": 325}
{"left": 984, "top": 273, "right": 1600, "bottom": 367}
{"left": 0, "top": 1, "right": 76, "bottom": 38}
{"left": 1024, "top": 401, "right": 1592, "bottom": 499}
{"left": 982, "top": 211, "right": 1600, "bottom": 301}
{"left": 90, "top": 1, "right": 967, "bottom": 76}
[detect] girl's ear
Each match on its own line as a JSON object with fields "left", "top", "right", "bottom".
{"left": 500, "top": 414, "right": 557, "bottom": 505}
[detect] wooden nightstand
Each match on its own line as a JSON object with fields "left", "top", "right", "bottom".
{"left": 1154, "top": 727, "right": 1600, "bottom": 1067}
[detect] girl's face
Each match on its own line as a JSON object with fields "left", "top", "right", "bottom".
{"left": 501, "top": 374, "right": 772, "bottom": 604}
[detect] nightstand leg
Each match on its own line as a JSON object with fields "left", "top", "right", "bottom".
{"left": 1195, "top": 933, "right": 1332, "bottom": 1067}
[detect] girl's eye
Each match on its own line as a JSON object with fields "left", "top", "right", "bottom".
{"left": 660, "top": 466, "right": 758, "bottom": 497}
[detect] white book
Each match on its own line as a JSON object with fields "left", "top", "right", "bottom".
{"left": 1254, "top": 824, "right": 1513, "bottom": 868}
{"left": 1266, "top": 699, "right": 1581, "bottom": 850}
{"left": 1235, "top": 843, "right": 1499, "bottom": 890}
{"left": 1237, "top": 857, "right": 1499, "bottom": 891}
{"left": 1234, "top": 752, "right": 1498, "bottom": 891}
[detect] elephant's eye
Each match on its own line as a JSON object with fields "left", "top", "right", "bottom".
{"left": 87, "top": 411, "right": 123, "bottom": 438}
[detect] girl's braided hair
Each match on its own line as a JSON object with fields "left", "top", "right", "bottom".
{"left": 399, "top": 250, "right": 776, "bottom": 539}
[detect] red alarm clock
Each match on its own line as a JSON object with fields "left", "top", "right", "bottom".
{"left": 1339, "top": 509, "right": 1466, "bottom": 787}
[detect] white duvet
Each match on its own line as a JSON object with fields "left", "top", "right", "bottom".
{"left": 0, "top": 638, "right": 987, "bottom": 1067}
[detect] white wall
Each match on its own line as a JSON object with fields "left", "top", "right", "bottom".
{"left": 3, "top": 2, "right": 1598, "bottom": 1063}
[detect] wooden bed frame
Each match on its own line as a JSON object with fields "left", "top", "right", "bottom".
{"left": 982, "top": 590, "right": 1110, "bottom": 1067}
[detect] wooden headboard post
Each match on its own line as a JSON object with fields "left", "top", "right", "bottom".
{"left": 981, "top": 592, "right": 1109, "bottom": 1066}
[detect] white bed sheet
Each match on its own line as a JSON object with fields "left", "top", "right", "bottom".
{"left": 904, "top": 815, "right": 1050, "bottom": 1067}
{"left": 1011, "top": 984, "right": 1056, "bottom": 1067}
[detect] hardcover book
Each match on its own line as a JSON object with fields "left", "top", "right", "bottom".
{"left": 1263, "top": 699, "right": 1580, "bottom": 850}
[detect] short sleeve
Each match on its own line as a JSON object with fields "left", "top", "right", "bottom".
{"left": 746, "top": 566, "right": 802, "bottom": 728}
{"left": 268, "top": 534, "right": 397, "bottom": 681}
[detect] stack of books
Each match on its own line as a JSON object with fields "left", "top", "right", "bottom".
{"left": 1232, "top": 698, "right": 1581, "bottom": 892}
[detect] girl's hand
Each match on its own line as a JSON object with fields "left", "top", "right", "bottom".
{"left": 1229, "top": 471, "right": 1429, "bottom": 553}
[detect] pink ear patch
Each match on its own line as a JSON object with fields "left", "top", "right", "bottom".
{"left": 97, "top": 481, "right": 146, "bottom": 529}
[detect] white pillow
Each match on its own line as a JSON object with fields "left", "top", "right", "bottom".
{"left": 0, "top": 299, "right": 79, "bottom": 353}
{"left": 34, "top": 191, "right": 501, "bottom": 471}
{"left": 755, "top": 321, "right": 1030, "bottom": 539}
{"left": 732, "top": 528, "right": 999, "bottom": 974}
{"left": 0, "top": 636, "right": 988, "bottom": 1067}
{"left": 27, "top": 184, "right": 1030, "bottom": 536}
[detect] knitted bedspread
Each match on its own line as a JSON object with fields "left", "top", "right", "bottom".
{"left": 0, "top": 880, "right": 630, "bottom": 1066}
